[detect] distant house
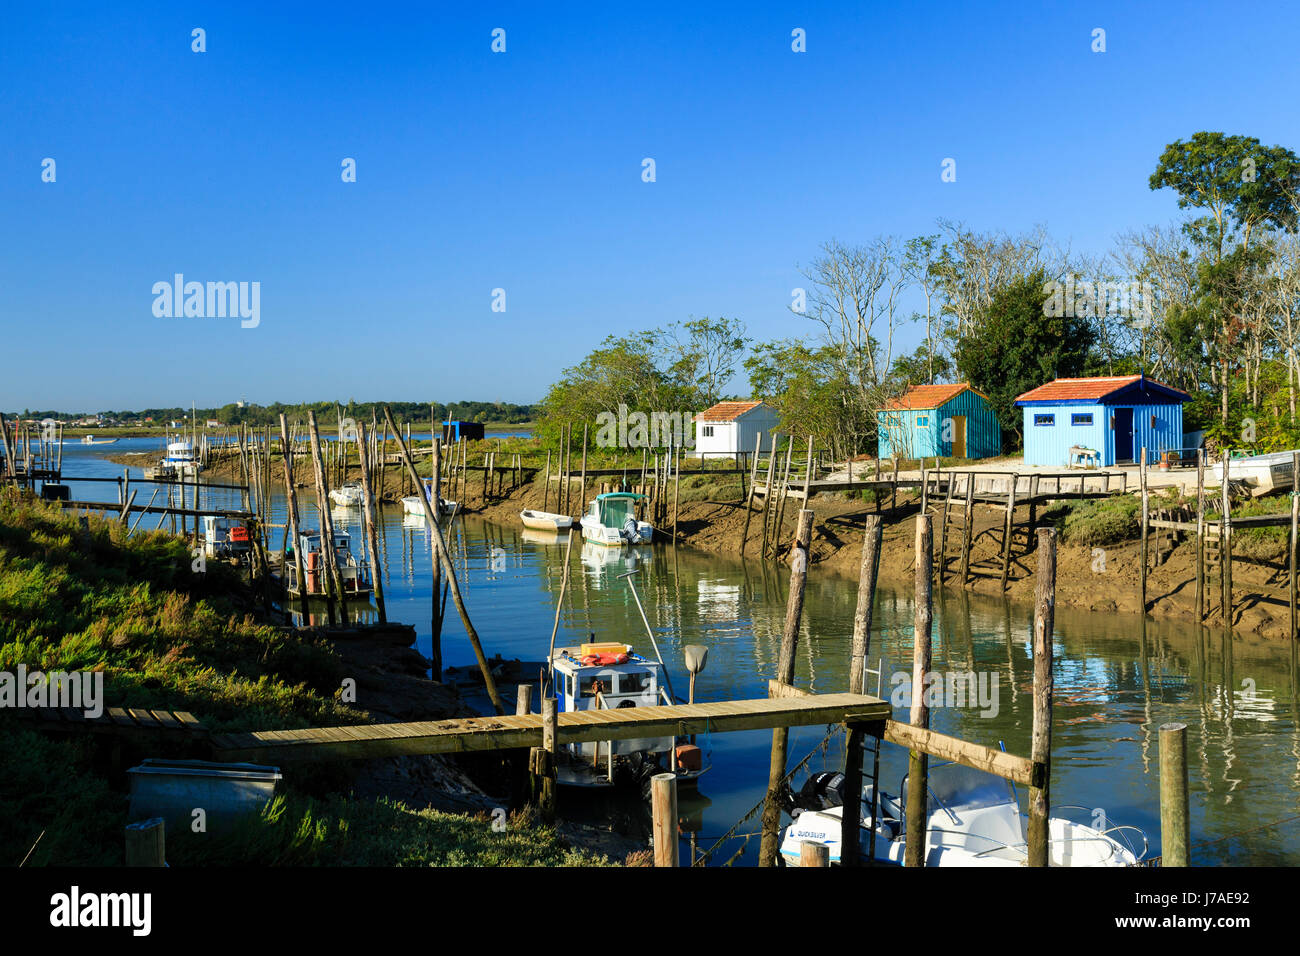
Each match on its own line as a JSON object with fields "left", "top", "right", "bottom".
{"left": 1013, "top": 374, "right": 1190, "bottom": 467}
{"left": 443, "top": 420, "right": 485, "bottom": 442}
{"left": 877, "top": 384, "right": 1001, "bottom": 460}
{"left": 205, "top": 419, "right": 220, "bottom": 428}
{"left": 694, "top": 401, "right": 783, "bottom": 456}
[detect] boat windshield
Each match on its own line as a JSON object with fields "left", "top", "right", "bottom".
{"left": 924, "top": 763, "right": 1016, "bottom": 812}
{"left": 600, "top": 498, "right": 637, "bottom": 526}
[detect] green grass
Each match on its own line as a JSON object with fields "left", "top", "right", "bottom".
{"left": 1041, "top": 495, "right": 1142, "bottom": 546}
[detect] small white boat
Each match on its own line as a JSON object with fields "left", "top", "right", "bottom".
{"left": 80, "top": 435, "right": 118, "bottom": 445}
{"left": 579, "top": 492, "right": 653, "bottom": 546}
{"left": 549, "top": 641, "right": 705, "bottom": 789}
{"left": 401, "top": 478, "right": 456, "bottom": 517}
{"left": 520, "top": 509, "right": 573, "bottom": 532}
{"left": 329, "top": 481, "right": 366, "bottom": 507}
{"left": 779, "top": 762, "right": 1146, "bottom": 867}
{"left": 284, "top": 528, "right": 373, "bottom": 598}
{"left": 1226, "top": 450, "right": 1296, "bottom": 496}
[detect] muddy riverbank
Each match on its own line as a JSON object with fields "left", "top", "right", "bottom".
{"left": 466, "top": 476, "right": 1297, "bottom": 643}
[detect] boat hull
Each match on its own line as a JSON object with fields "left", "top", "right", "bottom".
{"left": 520, "top": 510, "right": 573, "bottom": 532}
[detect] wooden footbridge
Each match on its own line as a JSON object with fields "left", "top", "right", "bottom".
{"left": 209, "top": 692, "right": 891, "bottom": 763}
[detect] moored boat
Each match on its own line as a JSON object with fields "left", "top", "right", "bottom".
{"left": 401, "top": 478, "right": 457, "bottom": 517}
{"left": 579, "top": 492, "right": 653, "bottom": 546}
{"left": 329, "top": 481, "right": 366, "bottom": 507}
{"left": 283, "top": 528, "right": 373, "bottom": 598}
{"left": 548, "top": 640, "right": 706, "bottom": 789}
{"left": 520, "top": 509, "right": 573, "bottom": 532}
{"left": 779, "top": 762, "right": 1147, "bottom": 867}
{"left": 1225, "top": 450, "right": 1296, "bottom": 496}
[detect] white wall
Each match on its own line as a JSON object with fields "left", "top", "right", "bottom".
{"left": 694, "top": 407, "right": 783, "bottom": 456}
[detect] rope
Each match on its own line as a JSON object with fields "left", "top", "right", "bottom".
{"left": 692, "top": 723, "right": 839, "bottom": 867}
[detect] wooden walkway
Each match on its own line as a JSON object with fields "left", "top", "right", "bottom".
{"left": 211, "top": 692, "right": 890, "bottom": 763}
{"left": 7, "top": 705, "right": 209, "bottom": 741}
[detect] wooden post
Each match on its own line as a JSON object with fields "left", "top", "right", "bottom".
{"left": 741, "top": 432, "right": 763, "bottom": 553}
{"left": 904, "top": 515, "right": 932, "bottom": 867}
{"left": 891, "top": 456, "right": 899, "bottom": 514}
{"left": 542, "top": 448, "right": 551, "bottom": 512}
{"left": 383, "top": 406, "right": 505, "bottom": 713}
{"left": 1222, "top": 449, "right": 1232, "bottom": 625}
{"left": 651, "top": 773, "right": 679, "bottom": 867}
{"left": 800, "top": 840, "right": 830, "bottom": 867}
{"left": 1292, "top": 453, "right": 1299, "bottom": 643}
{"left": 758, "top": 509, "right": 815, "bottom": 866}
{"left": 516, "top": 683, "right": 533, "bottom": 715}
{"left": 759, "top": 441, "right": 778, "bottom": 555}
{"left": 1140, "top": 447, "right": 1149, "bottom": 614}
{"left": 672, "top": 441, "right": 681, "bottom": 541}
{"left": 1196, "top": 450, "right": 1205, "bottom": 623}
{"left": 578, "top": 423, "right": 588, "bottom": 518}
{"left": 540, "top": 696, "right": 558, "bottom": 822}
{"left": 841, "top": 722, "right": 865, "bottom": 867}
{"left": 354, "top": 421, "right": 386, "bottom": 624}
{"left": 849, "top": 514, "right": 883, "bottom": 695}
{"left": 307, "top": 411, "right": 348, "bottom": 621}
{"left": 279, "top": 415, "right": 308, "bottom": 616}
{"left": 124, "top": 817, "right": 165, "bottom": 866}
{"left": 938, "top": 471, "right": 955, "bottom": 582}
{"left": 1027, "top": 527, "right": 1057, "bottom": 867}
{"left": 999, "top": 478, "right": 1018, "bottom": 590}
{"left": 960, "top": 475, "right": 975, "bottom": 585}
{"left": 1158, "top": 721, "right": 1190, "bottom": 866}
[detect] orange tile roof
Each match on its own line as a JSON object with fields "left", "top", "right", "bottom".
{"left": 884, "top": 383, "right": 977, "bottom": 410}
{"left": 1014, "top": 375, "right": 1189, "bottom": 404}
{"left": 696, "top": 401, "right": 764, "bottom": 422}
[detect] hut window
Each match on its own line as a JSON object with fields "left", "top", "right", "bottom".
{"left": 1071, "top": 413, "right": 1093, "bottom": 426}
{"left": 884, "top": 413, "right": 902, "bottom": 427}
{"left": 1033, "top": 414, "right": 1055, "bottom": 427}
{"left": 915, "top": 415, "right": 929, "bottom": 427}
{"left": 701, "top": 425, "right": 714, "bottom": 437}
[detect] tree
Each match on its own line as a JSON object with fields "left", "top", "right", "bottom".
{"left": 659, "top": 316, "right": 749, "bottom": 409}
{"left": 955, "top": 269, "right": 1095, "bottom": 446}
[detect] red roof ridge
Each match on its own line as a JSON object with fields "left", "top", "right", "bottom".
{"left": 696, "top": 400, "right": 765, "bottom": 422}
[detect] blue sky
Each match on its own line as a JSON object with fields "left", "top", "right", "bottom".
{"left": 4, "top": 1, "right": 1299, "bottom": 412}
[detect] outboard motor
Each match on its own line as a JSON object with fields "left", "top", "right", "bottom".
{"left": 789, "top": 771, "right": 846, "bottom": 815}
{"left": 621, "top": 516, "right": 642, "bottom": 544}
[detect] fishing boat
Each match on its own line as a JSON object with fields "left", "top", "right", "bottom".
{"left": 79, "top": 435, "right": 118, "bottom": 445}
{"left": 579, "top": 492, "right": 653, "bottom": 546}
{"left": 549, "top": 640, "right": 706, "bottom": 789}
{"left": 329, "top": 481, "right": 366, "bottom": 507}
{"left": 779, "top": 762, "right": 1147, "bottom": 867}
{"left": 401, "top": 478, "right": 458, "bottom": 517}
{"left": 144, "top": 439, "right": 203, "bottom": 480}
{"left": 1226, "top": 450, "right": 1296, "bottom": 496}
{"left": 282, "top": 528, "right": 373, "bottom": 598}
{"left": 201, "top": 516, "right": 252, "bottom": 561}
{"left": 520, "top": 509, "right": 573, "bottom": 532}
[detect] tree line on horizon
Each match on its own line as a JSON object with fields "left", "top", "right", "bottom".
{"left": 539, "top": 131, "right": 1300, "bottom": 459}
{"left": 12, "top": 399, "right": 538, "bottom": 427}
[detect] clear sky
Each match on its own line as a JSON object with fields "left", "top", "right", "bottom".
{"left": 4, "top": 1, "right": 1299, "bottom": 412}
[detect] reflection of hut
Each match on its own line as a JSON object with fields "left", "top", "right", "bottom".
{"left": 442, "top": 420, "right": 485, "bottom": 442}
{"left": 877, "top": 384, "right": 1001, "bottom": 460}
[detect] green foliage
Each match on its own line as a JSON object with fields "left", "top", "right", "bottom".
{"left": 955, "top": 269, "right": 1096, "bottom": 448}
{"left": 1041, "top": 495, "right": 1141, "bottom": 546}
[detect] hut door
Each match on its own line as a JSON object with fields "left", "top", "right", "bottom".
{"left": 1113, "top": 408, "right": 1133, "bottom": 463}
{"left": 951, "top": 416, "right": 967, "bottom": 458}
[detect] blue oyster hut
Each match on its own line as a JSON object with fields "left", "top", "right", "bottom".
{"left": 1013, "top": 374, "right": 1190, "bottom": 467}
{"left": 877, "top": 383, "right": 1002, "bottom": 460}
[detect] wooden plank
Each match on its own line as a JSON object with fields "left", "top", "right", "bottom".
{"left": 171, "top": 711, "right": 207, "bottom": 734}
{"left": 127, "top": 708, "right": 160, "bottom": 728}
{"left": 212, "top": 693, "right": 891, "bottom": 763}
{"left": 149, "top": 710, "right": 182, "bottom": 730}
{"left": 107, "top": 707, "right": 136, "bottom": 727}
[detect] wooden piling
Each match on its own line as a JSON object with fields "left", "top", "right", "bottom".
{"left": 800, "top": 840, "right": 830, "bottom": 867}
{"left": 848, "top": 514, "right": 883, "bottom": 696}
{"left": 1222, "top": 449, "right": 1232, "bottom": 625}
{"left": 999, "top": 478, "right": 1018, "bottom": 591}
{"left": 1158, "top": 721, "right": 1190, "bottom": 866}
{"left": 1140, "top": 447, "right": 1149, "bottom": 614}
{"left": 1292, "top": 453, "right": 1299, "bottom": 643}
{"left": 758, "top": 509, "right": 815, "bottom": 866}
{"left": 354, "top": 421, "right": 386, "bottom": 625}
{"left": 741, "top": 432, "right": 763, "bottom": 554}
{"left": 124, "top": 817, "right": 166, "bottom": 866}
{"left": 1026, "top": 527, "right": 1057, "bottom": 867}
{"left": 307, "top": 412, "right": 348, "bottom": 622}
{"left": 540, "top": 697, "right": 558, "bottom": 822}
{"left": 383, "top": 406, "right": 505, "bottom": 713}
{"left": 960, "top": 476, "right": 975, "bottom": 585}
{"left": 904, "top": 514, "right": 932, "bottom": 868}
{"left": 651, "top": 773, "right": 679, "bottom": 867}
{"left": 279, "top": 415, "right": 308, "bottom": 618}
{"left": 1196, "top": 450, "right": 1205, "bottom": 622}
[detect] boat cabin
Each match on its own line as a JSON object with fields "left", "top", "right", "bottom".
{"left": 581, "top": 492, "right": 653, "bottom": 545}
{"left": 288, "top": 528, "right": 372, "bottom": 596}
{"left": 551, "top": 642, "right": 672, "bottom": 759}
{"left": 202, "top": 516, "right": 252, "bottom": 559}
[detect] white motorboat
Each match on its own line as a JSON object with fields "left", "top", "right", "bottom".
{"left": 329, "top": 481, "right": 366, "bottom": 507}
{"left": 779, "top": 762, "right": 1147, "bottom": 867}
{"left": 579, "top": 492, "right": 653, "bottom": 546}
{"left": 520, "top": 509, "right": 573, "bottom": 532}
{"left": 549, "top": 641, "right": 705, "bottom": 789}
{"left": 401, "top": 478, "right": 457, "bottom": 517}
{"left": 1226, "top": 450, "right": 1296, "bottom": 496}
{"left": 79, "top": 435, "right": 118, "bottom": 445}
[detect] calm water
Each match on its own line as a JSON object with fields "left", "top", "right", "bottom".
{"left": 51, "top": 441, "right": 1300, "bottom": 865}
